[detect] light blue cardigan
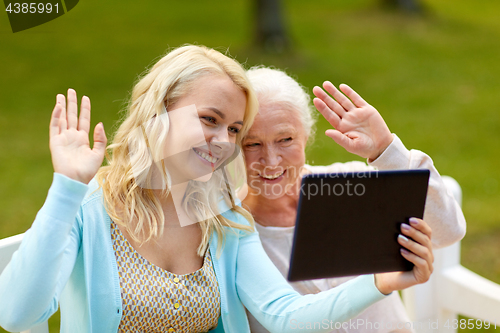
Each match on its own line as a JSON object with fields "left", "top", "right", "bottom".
{"left": 0, "top": 173, "right": 386, "bottom": 332}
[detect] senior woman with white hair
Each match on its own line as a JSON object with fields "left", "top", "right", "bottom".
{"left": 242, "top": 67, "right": 467, "bottom": 333}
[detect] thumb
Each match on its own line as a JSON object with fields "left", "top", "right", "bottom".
{"left": 92, "top": 122, "right": 107, "bottom": 155}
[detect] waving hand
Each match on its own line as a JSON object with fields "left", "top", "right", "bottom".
{"left": 313, "top": 82, "right": 393, "bottom": 161}
{"left": 49, "top": 89, "right": 107, "bottom": 184}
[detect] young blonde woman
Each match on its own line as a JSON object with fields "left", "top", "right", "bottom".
{"left": 0, "top": 45, "right": 433, "bottom": 333}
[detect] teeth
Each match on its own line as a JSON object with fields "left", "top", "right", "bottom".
{"left": 261, "top": 172, "right": 284, "bottom": 180}
{"left": 194, "top": 148, "right": 218, "bottom": 164}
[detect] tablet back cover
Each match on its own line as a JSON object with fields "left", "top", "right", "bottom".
{"left": 288, "top": 169, "right": 429, "bottom": 282}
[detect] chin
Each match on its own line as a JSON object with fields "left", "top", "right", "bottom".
{"left": 192, "top": 172, "right": 214, "bottom": 183}
{"left": 248, "top": 182, "right": 289, "bottom": 200}
{"left": 260, "top": 192, "right": 286, "bottom": 200}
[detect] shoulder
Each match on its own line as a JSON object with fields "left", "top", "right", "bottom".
{"left": 217, "top": 197, "right": 255, "bottom": 234}
{"left": 221, "top": 204, "right": 253, "bottom": 228}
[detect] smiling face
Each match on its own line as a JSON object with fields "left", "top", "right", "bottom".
{"left": 163, "top": 74, "right": 247, "bottom": 184}
{"left": 243, "top": 103, "right": 308, "bottom": 199}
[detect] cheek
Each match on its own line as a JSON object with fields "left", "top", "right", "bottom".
{"left": 200, "top": 126, "right": 212, "bottom": 143}
{"left": 284, "top": 145, "right": 306, "bottom": 166}
{"left": 243, "top": 151, "right": 256, "bottom": 170}
{"left": 229, "top": 134, "right": 237, "bottom": 145}
{"left": 243, "top": 151, "right": 259, "bottom": 170}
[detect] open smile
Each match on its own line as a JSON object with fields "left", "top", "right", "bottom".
{"left": 193, "top": 147, "right": 219, "bottom": 165}
{"left": 259, "top": 169, "right": 286, "bottom": 182}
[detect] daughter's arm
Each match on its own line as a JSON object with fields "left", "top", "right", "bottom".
{"left": 0, "top": 89, "right": 106, "bottom": 332}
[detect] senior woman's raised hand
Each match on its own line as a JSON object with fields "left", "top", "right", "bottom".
{"left": 312, "top": 82, "right": 393, "bottom": 162}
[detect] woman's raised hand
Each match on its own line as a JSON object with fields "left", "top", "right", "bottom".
{"left": 49, "top": 89, "right": 107, "bottom": 184}
{"left": 374, "top": 218, "right": 434, "bottom": 295}
{"left": 312, "top": 82, "right": 393, "bottom": 161}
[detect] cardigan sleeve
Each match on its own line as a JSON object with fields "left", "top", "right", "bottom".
{"left": 234, "top": 217, "right": 387, "bottom": 333}
{"left": 0, "top": 173, "right": 87, "bottom": 332}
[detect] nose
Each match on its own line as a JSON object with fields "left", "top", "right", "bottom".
{"left": 260, "top": 145, "right": 281, "bottom": 168}
{"left": 208, "top": 127, "right": 232, "bottom": 155}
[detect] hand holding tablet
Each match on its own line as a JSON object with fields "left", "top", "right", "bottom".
{"left": 375, "top": 217, "right": 433, "bottom": 294}
{"left": 288, "top": 169, "right": 433, "bottom": 294}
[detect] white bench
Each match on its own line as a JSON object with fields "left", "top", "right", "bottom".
{"left": 0, "top": 233, "right": 48, "bottom": 333}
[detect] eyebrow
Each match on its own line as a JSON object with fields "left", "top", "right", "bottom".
{"left": 203, "top": 107, "right": 243, "bottom": 125}
{"left": 245, "top": 127, "right": 296, "bottom": 140}
{"left": 277, "top": 128, "right": 297, "bottom": 135}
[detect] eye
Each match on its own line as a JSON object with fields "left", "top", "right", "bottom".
{"left": 201, "top": 116, "right": 217, "bottom": 125}
{"left": 280, "top": 137, "right": 292, "bottom": 143}
{"left": 245, "top": 142, "right": 260, "bottom": 147}
{"left": 229, "top": 127, "right": 240, "bottom": 134}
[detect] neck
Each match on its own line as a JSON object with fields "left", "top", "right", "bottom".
{"left": 154, "top": 181, "right": 190, "bottom": 227}
{"left": 242, "top": 180, "right": 301, "bottom": 228}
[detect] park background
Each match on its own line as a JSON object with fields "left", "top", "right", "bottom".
{"left": 0, "top": 0, "right": 499, "bottom": 332}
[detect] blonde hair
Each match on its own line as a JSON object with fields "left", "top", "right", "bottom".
{"left": 96, "top": 45, "right": 258, "bottom": 256}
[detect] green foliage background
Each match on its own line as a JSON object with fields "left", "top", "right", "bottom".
{"left": 0, "top": 0, "right": 499, "bottom": 332}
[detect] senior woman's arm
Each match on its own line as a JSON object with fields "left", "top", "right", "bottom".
{"left": 312, "top": 83, "right": 466, "bottom": 249}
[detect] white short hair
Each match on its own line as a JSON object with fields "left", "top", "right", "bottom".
{"left": 246, "top": 66, "right": 317, "bottom": 141}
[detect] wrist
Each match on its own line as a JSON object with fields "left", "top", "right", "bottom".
{"left": 368, "top": 134, "right": 394, "bottom": 162}
{"left": 53, "top": 170, "right": 91, "bottom": 185}
{"left": 374, "top": 274, "right": 392, "bottom": 295}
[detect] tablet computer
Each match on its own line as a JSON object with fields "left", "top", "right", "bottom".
{"left": 287, "top": 169, "right": 430, "bottom": 282}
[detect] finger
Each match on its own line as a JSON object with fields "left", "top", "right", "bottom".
{"left": 400, "top": 248, "right": 431, "bottom": 277}
{"left": 50, "top": 95, "right": 64, "bottom": 137}
{"left": 398, "top": 234, "right": 432, "bottom": 262}
{"left": 58, "top": 102, "right": 68, "bottom": 132}
{"left": 313, "top": 85, "right": 346, "bottom": 118}
{"left": 56, "top": 93, "right": 66, "bottom": 107}
{"left": 66, "top": 88, "right": 78, "bottom": 129}
{"left": 400, "top": 248, "right": 432, "bottom": 282}
{"left": 398, "top": 234, "right": 433, "bottom": 271}
{"left": 78, "top": 95, "right": 91, "bottom": 133}
{"left": 339, "top": 84, "right": 369, "bottom": 108}
{"left": 313, "top": 97, "right": 341, "bottom": 128}
{"left": 92, "top": 122, "right": 107, "bottom": 156}
{"left": 401, "top": 223, "right": 432, "bottom": 251}
{"left": 58, "top": 92, "right": 66, "bottom": 109}
{"left": 401, "top": 222, "right": 435, "bottom": 268}
{"left": 50, "top": 105, "right": 62, "bottom": 137}
{"left": 409, "top": 218, "right": 432, "bottom": 240}
{"left": 322, "top": 81, "right": 356, "bottom": 111}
